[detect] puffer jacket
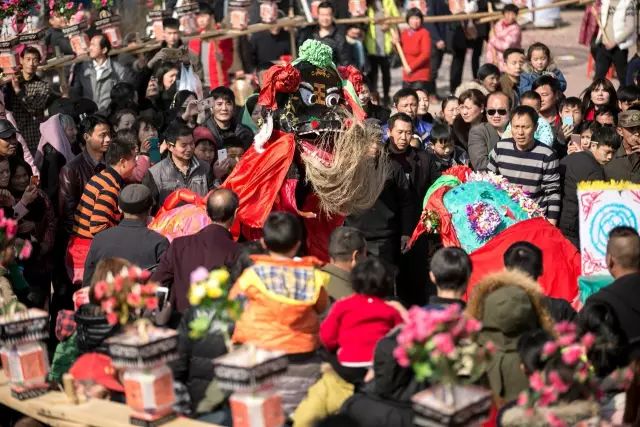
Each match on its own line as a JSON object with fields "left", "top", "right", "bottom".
{"left": 230, "top": 255, "right": 329, "bottom": 354}
{"left": 292, "top": 367, "right": 355, "bottom": 427}
{"left": 519, "top": 62, "right": 568, "bottom": 94}
{"left": 169, "top": 306, "right": 229, "bottom": 414}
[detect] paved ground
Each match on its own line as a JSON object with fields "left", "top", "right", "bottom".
{"left": 383, "top": 8, "right": 626, "bottom": 108}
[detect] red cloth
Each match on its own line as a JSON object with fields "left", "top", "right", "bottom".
{"left": 401, "top": 28, "right": 432, "bottom": 82}
{"left": 301, "top": 193, "right": 345, "bottom": 262}
{"left": 222, "top": 131, "right": 296, "bottom": 228}
{"left": 65, "top": 235, "right": 92, "bottom": 286}
{"left": 320, "top": 294, "right": 404, "bottom": 365}
{"left": 188, "top": 36, "right": 233, "bottom": 88}
{"left": 257, "top": 64, "right": 301, "bottom": 111}
{"left": 464, "top": 218, "right": 581, "bottom": 303}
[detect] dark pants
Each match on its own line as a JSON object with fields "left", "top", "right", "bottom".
{"left": 428, "top": 44, "right": 446, "bottom": 95}
{"left": 367, "top": 55, "right": 391, "bottom": 103}
{"left": 469, "top": 38, "right": 484, "bottom": 79}
{"left": 450, "top": 48, "right": 467, "bottom": 95}
{"left": 594, "top": 43, "right": 629, "bottom": 82}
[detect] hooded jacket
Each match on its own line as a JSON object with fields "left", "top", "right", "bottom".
{"left": 519, "top": 62, "right": 568, "bottom": 94}
{"left": 340, "top": 329, "right": 427, "bottom": 427}
{"left": 466, "top": 270, "right": 555, "bottom": 403}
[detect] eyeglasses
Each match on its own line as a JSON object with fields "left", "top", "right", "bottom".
{"left": 487, "top": 109, "right": 508, "bottom": 116}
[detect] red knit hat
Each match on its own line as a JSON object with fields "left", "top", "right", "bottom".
{"left": 192, "top": 126, "right": 217, "bottom": 147}
{"left": 69, "top": 353, "right": 124, "bottom": 392}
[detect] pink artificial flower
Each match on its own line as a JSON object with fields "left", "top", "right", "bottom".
{"left": 190, "top": 266, "right": 209, "bottom": 284}
{"left": 5, "top": 219, "right": 17, "bottom": 239}
{"left": 484, "top": 340, "right": 496, "bottom": 355}
{"left": 101, "top": 296, "right": 116, "bottom": 312}
{"left": 548, "top": 370, "right": 569, "bottom": 393}
{"left": 432, "top": 333, "right": 455, "bottom": 357}
{"left": 539, "top": 386, "right": 558, "bottom": 406}
{"left": 105, "top": 312, "right": 118, "bottom": 325}
{"left": 126, "top": 292, "right": 142, "bottom": 307}
{"left": 545, "top": 412, "right": 567, "bottom": 427}
{"left": 139, "top": 269, "right": 151, "bottom": 281}
{"left": 18, "top": 240, "right": 32, "bottom": 260}
{"left": 542, "top": 341, "right": 558, "bottom": 358}
{"left": 517, "top": 391, "right": 528, "bottom": 407}
{"left": 113, "top": 276, "right": 123, "bottom": 293}
{"left": 555, "top": 321, "right": 576, "bottom": 335}
{"left": 529, "top": 371, "right": 544, "bottom": 392}
{"left": 65, "top": 1, "right": 73, "bottom": 8}
{"left": 464, "top": 317, "right": 482, "bottom": 334}
{"left": 131, "top": 284, "right": 141, "bottom": 295}
{"left": 393, "top": 346, "right": 410, "bottom": 367}
{"left": 580, "top": 333, "right": 596, "bottom": 350}
{"left": 93, "top": 280, "right": 108, "bottom": 300}
{"left": 145, "top": 297, "right": 158, "bottom": 311}
{"left": 48, "top": 0, "right": 54, "bottom": 8}
{"left": 556, "top": 333, "right": 577, "bottom": 347}
{"left": 561, "top": 344, "right": 583, "bottom": 366}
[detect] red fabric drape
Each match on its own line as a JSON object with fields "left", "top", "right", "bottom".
{"left": 464, "top": 217, "right": 581, "bottom": 303}
{"left": 188, "top": 36, "right": 233, "bottom": 88}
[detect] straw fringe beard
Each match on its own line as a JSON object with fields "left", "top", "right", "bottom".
{"left": 301, "top": 116, "right": 388, "bottom": 216}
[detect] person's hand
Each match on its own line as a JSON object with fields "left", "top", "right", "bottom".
{"left": 147, "top": 49, "right": 166, "bottom": 69}
{"left": 567, "top": 142, "right": 580, "bottom": 155}
{"left": 604, "top": 41, "right": 617, "bottom": 50}
{"left": 159, "top": 140, "right": 168, "bottom": 154}
{"left": 146, "top": 77, "right": 159, "bottom": 98}
{"left": 21, "top": 185, "right": 38, "bottom": 206}
{"left": 436, "top": 40, "right": 446, "bottom": 50}
{"left": 18, "top": 220, "right": 35, "bottom": 234}
{"left": 629, "top": 144, "right": 640, "bottom": 154}
{"left": 183, "top": 100, "right": 199, "bottom": 121}
{"left": 0, "top": 190, "right": 15, "bottom": 207}
{"left": 561, "top": 124, "right": 573, "bottom": 140}
{"left": 400, "top": 235, "right": 410, "bottom": 253}
{"left": 133, "top": 54, "right": 148, "bottom": 71}
{"left": 404, "top": 65, "right": 412, "bottom": 74}
{"left": 140, "top": 138, "right": 151, "bottom": 154}
{"left": 10, "top": 75, "right": 21, "bottom": 94}
{"left": 381, "top": 23, "right": 390, "bottom": 32}
{"left": 548, "top": 218, "right": 557, "bottom": 226}
{"left": 213, "top": 158, "right": 232, "bottom": 180}
{"left": 179, "top": 47, "right": 191, "bottom": 64}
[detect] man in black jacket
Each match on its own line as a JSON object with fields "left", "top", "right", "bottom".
{"left": 386, "top": 112, "right": 441, "bottom": 305}
{"left": 584, "top": 227, "right": 640, "bottom": 344}
{"left": 298, "top": 2, "right": 352, "bottom": 66}
{"left": 559, "top": 126, "right": 620, "bottom": 248}
{"left": 204, "top": 86, "right": 254, "bottom": 150}
{"left": 83, "top": 184, "right": 169, "bottom": 284}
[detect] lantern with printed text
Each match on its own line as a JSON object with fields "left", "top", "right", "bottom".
{"left": 348, "top": 0, "right": 367, "bottom": 17}
{"left": 175, "top": 0, "right": 199, "bottom": 36}
{"left": 18, "top": 16, "right": 46, "bottom": 63}
{"left": 310, "top": 0, "right": 322, "bottom": 18}
{"left": 0, "top": 306, "right": 50, "bottom": 400}
{"left": 407, "top": 0, "right": 428, "bottom": 14}
{"left": 229, "top": 0, "right": 251, "bottom": 30}
{"left": 259, "top": 0, "right": 280, "bottom": 24}
{"left": 148, "top": 9, "right": 171, "bottom": 41}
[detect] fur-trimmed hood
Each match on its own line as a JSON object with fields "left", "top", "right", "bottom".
{"left": 466, "top": 269, "right": 555, "bottom": 336}
{"left": 522, "top": 61, "right": 560, "bottom": 75}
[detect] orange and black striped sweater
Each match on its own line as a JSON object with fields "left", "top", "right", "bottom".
{"left": 71, "top": 167, "right": 125, "bottom": 239}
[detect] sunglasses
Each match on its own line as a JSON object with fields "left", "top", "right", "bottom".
{"left": 487, "top": 109, "right": 508, "bottom": 116}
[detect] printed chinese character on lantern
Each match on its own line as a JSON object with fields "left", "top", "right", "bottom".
{"left": 348, "top": 0, "right": 366, "bottom": 17}
{"left": 407, "top": 0, "right": 428, "bottom": 14}
{"left": 259, "top": 0, "right": 280, "bottom": 24}
{"left": 229, "top": 0, "right": 250, "bottom": 30}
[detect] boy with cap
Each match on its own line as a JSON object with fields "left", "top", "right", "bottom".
{"left": 83, "top": 184, "right": 169, "bottom": 285}
{"left": 604, "top": 109, "right": 640, "bottom": 183}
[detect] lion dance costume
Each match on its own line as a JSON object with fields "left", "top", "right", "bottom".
{"left": 150, "top": 40, "right": 387, "bottom": 260}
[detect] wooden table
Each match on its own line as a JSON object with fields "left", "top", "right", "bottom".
{"left": 0, "top": 373, "right": 218, "bottom": 427}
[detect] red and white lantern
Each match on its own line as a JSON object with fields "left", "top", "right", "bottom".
{"left": 348, "top": 0, "right": 367, "bottom": 17}
{"left": 259, "top": 0, "right": 280, "bottom": 24}
{"left": 407, "top": 0, "right": 428, "bottom": 14}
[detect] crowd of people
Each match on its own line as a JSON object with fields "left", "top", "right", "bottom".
{"left": 1, "top": 0, "right": 640, "bottom": 426}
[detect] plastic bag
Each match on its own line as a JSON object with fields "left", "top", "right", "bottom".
{"left": 177, "top": 63, "right": 203, "bottom": 100}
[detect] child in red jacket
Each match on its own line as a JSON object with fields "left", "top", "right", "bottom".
{"left": 400, "top": 8, "right": 432, "bottom": 91}
{"left": 320, "top": 258, "right": 404, "bottom": 374}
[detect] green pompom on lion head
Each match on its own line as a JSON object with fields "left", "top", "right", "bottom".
{"left": 296, "top": 39, "right": 334, "bottom": 69}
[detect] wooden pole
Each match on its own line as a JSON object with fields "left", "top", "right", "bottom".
{"left": 288, "top": 6, "right": 298, "bottom": 59}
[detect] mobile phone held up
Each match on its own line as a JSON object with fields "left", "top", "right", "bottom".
{"left": 148, "top": 137, "right": 162, "bottom": 164}
{"left": 198, "top": 97, "right": 215, "bottom": 113}
{"left": 562, "top": 115, "right": 574, "bottom": 128}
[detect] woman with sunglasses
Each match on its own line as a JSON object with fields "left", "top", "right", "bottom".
{"left": 467, "top": 91, "right": 511, "bottom": 171}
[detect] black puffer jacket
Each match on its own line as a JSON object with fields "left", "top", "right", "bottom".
{"left": 169, "top": 307, "right": 230, "bottom": 413}
{"left": 74, "top": 304, "right": 119, "bottom": 354}
{"left": 340, "top": 329, "right": 427, "bottom": 427}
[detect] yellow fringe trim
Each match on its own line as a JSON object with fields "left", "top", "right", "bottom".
{"left": 577, "top": 180, "right": 640, "bottom": 191}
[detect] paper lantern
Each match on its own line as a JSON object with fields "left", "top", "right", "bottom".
{"left": 175, "top": 1, "right": 200, "bottom": 36}
{"left": 348, "top": 0, "right": 367, "bottom": 17}
{"left": 259, "top": 0, "right": 279, "bottom": 24}
{"left": 96, "top": 15, "right": 123, "bottom": 48}
{"left": 0, "top": 308, "right": 50, "bottom": 400}
{"left": 62, "top": 22, "right": 90, "bottom": 56}
{"left": 412, "top": 384, "right": 493, "bottom": 426}
{"left": 407, "top": 0, "right": 428, "bottom": 14}
{"left": 148, "top": 10, "right": 171, "bottom": 41}
{"left": 0, "top": 36, "right": 19, "bottom": 73}
{"left": 230, "top": 391, "right": 285, "bottom": 427}
{"left": 229, "top": 0, "right": 251, "bottom": 30}
{"left": 123, "top": 365, "right": 176, "bottom": 421}
{"left": 310, "top": 0, "right": 322, "bottom": 19}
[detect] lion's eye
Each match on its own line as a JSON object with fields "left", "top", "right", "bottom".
{"left": 325, "top": 92, "right": 340, "bottom": 108}
{"left": 299, "top": 87, "right": 316, "bottom": 106}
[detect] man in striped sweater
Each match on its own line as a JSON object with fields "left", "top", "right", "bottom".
{"left": 65, "top": 137, "right": 138, "bottom": 285}
{"left": 488, "top": 105, "right": 561, "bottom": 225}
